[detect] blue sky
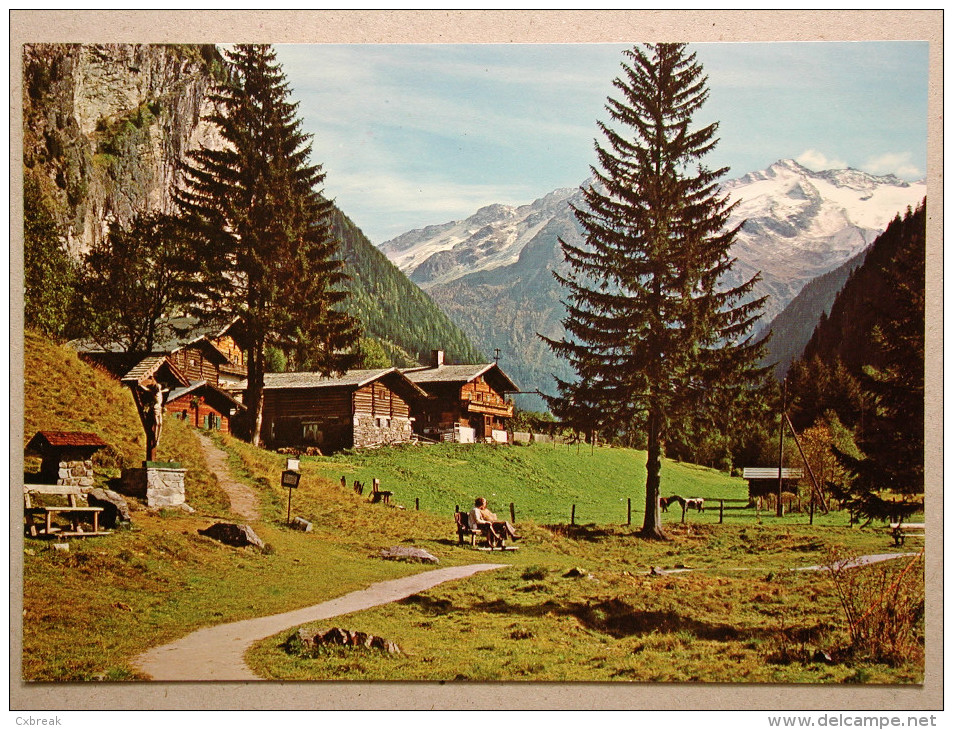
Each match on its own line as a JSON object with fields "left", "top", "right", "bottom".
{"left": 274, "top": 42, "right": 929, "bottom": 245}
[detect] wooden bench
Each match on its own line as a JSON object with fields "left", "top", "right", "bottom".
{"left": 24, "top": 484, "right": 111, "bottom": 539}
{"left": 454, "top": 511, "right": 510, "bottom": 550}
{"left": 890, "top": 522, "right": 925, "bottom": 547}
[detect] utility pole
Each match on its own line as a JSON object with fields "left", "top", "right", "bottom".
{"left": 777, "top": 377, "right": 787, "bottom": 517}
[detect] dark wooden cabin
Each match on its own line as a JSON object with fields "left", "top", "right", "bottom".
{"left": 245, "top": 369, "right": 429, "bottom": 452}
{"left": 402, "top": 351, "right": 518, "bottom": 443}
{"left": 742, "top": 467, "right": 804, "bottom": 499}
{"left": 165, "top": 380, "right": 246, "bottom": 433}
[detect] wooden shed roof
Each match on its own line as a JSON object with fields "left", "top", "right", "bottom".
{"left": 742, "top": 468, "right": 804, "bottom": 480}
{"left": 26, "top": 431, "right": 108, "bottom": 453}
{"left": 167, "top": 380, "right": 246, "bottom": 412}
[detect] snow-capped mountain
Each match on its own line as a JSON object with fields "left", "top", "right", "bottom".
{"left": 378, "top": 160, "right": 926, "bottom": 403}
{"left": 379, "top": 187, "right": 580, "bottom": 288}
{"left": 721, "top": 159, "right": 925, "bottom": 329}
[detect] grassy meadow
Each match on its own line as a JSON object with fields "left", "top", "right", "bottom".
{"left": 19, "top": 331, "right": 924, "bottom": 684}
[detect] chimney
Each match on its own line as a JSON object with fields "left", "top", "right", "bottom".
{"left": 430, "top": 350, "right": 445, "bottom": 368}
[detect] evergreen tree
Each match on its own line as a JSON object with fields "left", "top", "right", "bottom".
{"left": 175, "top": 44, "right": 359, "bottom": 445}
{"left": 542, "top": 43, "right": 766, "bottom": 539}
{"left": 833, "top": 201, "right": 925, "bottom": 522}
{"left": 24, "top": 174, "right": 78, "bottom": 339}
{"left": 79, "top": 212, "right": 189, "bottom": 353}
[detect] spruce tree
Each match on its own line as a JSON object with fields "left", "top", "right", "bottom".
{"left": 543, "top": 43, "right": 766, "bottom": 539}
{"left": 175, "top": 44, "right": 359, "bottom": 445}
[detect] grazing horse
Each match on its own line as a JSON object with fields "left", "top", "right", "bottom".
{"left": 659, "top": 495, "right": 685, "bottom": 513}
{"left": 684, "top": 497, "right": 705, "bottom": 513}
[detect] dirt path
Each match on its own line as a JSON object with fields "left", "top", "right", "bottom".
{"left": 650, "top": 552, "right": 921, "bottom": 575}
{"left": 132, "top": 563, "right": 507, "bottom": 681}
{"left": 197, "top": 431, "right": 260, "bottom": 521}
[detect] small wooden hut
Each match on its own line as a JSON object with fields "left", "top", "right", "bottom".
{"left": 25, "top": 431, "right": 109, "bottom": 486}
{"left": 742, "top": 467, "right": 804, "bottom": 500}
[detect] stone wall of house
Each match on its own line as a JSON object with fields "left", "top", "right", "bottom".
{"left": 352, "top": 415, "right": 412, "bottom": 449}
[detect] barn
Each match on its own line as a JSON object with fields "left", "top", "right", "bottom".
{"left": 402, "top": 351, "right": 518, "bottom": 443}
{"left": 245, "top": 369, "right": 429, "bottom": 452}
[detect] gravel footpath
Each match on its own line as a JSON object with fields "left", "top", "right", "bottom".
{"left": 132, "top": 562, "right": 507, "bottom": 681}
{"left": 196, "top": 432, "right": 261, "bottom": 521}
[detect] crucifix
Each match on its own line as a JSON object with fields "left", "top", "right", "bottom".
{"left": 130, "top": 379, "right": 167, "bottom": 462}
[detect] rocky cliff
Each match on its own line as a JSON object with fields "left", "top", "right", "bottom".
{"left": 21, "top": 43, "right": 484, "bottom": 368}
{"left": 22, "top": 43, "right": 224, "bottom": 256}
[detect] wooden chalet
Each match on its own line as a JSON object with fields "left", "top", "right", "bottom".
{"left": 242, "top": 369, "right": 429, "bottom": 452}
{"left": 402, "top": 351, "right": 518, "bottom": 443}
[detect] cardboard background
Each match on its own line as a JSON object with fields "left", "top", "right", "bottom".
{"left": 8, "top": 9, "right": 943, "bottom": 711}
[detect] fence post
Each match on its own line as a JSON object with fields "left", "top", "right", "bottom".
{"left": 627, "top": 498, "right": 632, "bottom": 526}
{"left": 571, "top": 504, "right": 576, "bottom": 526}
{"left": 415, "top": 497, "right": 420, "bottom": 511}
{"left": 719, "top": 499, "right": 724, "bottom": 524}
{"left": 510, "top": 502, "right": 516, "bottom": 523}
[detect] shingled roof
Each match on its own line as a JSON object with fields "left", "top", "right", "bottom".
{"left": 120, "top": 356, "right": 190, "bottom": 389}
{"left": 402, "top": 363, "right": 518, "bottom": 392}
{"left": 235, "top": 369, "right": 429, "bottom": 399}
{"left": 70, "top": 316, "right": 241, "bottom": 358}
{"left": 26, "top": 431, "right": 109, "bottom": 453}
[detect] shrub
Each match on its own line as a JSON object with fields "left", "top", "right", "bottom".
{"left": 825, "top": 551, "right": 924, "bottom": 664}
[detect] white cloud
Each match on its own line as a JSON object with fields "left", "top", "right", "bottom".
{"left": 325, "top": 169, "right": 538, "bottom": 243}
{"left": 796, "top": 149, "right": 848, "bottom": 172}
{"left": 863, "top": 152, "right": 923, "bottom": 180}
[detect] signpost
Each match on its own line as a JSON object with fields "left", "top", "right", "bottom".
{"left": 282, "top": 461, "right": 301, "bottom": 525}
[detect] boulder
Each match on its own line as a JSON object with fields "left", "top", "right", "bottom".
{"left": 377, "top": 546, "right": 439, "bottom": 564}
{"left": 290, "top": 517, "right": 313, "bottom": 532}
{"left": 86, "top": 488, "right": 132, "bottom": 528}
{"left": 297, "top": 627, "right": 401, "bottom": 655}
{"left": 198, "top": 522, "right": 266, "bottom": 549}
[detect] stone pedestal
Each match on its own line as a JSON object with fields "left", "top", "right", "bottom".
{"left": 119, "top": 461, "right": 186, "bottom": 509}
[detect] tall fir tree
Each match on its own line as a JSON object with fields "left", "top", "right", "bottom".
{"left": 542, "top": 43, "right": 767, "bottom": 539}
{"left": 175, "top": 44, "right": 359, "bottom": 445}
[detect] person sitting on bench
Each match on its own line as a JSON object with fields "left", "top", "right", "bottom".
{"left": 469, "top": 497, "right": 518, "bottom": 546}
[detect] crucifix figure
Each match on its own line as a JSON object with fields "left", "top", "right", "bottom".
{"left": 131, "top": 380, "right": 166, "bottom": 462}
